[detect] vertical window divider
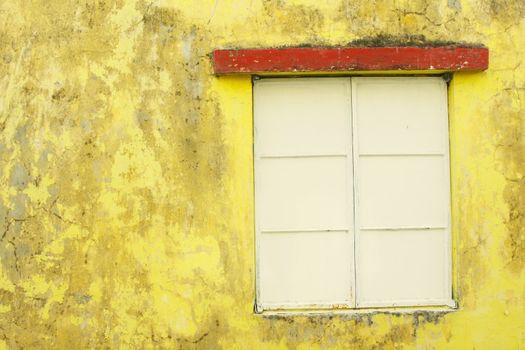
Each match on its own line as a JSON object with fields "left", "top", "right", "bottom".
{"left": 342, "top": 78, "right": 356, "bottom": 308}
{"left": 441, "top": 80, "right": 454, "bottom": 305}
{"left": 349, "top": 78, "right": 360, "bottom": 308}
{"left": 252, "top": 78, "right": 262, "bottom": 313}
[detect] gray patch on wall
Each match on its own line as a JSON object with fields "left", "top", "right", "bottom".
{"left": 448, "top": 0, "right": 462, "bottom": 11}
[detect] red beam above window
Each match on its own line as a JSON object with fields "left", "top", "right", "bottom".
{"left": 213, "top": 47, "right": 488, "bottom": 74}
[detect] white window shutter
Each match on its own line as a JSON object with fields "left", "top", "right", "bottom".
{"left": 254, "top": 78, "right": 355, "bottom": 309}
{"left": 352, "top": 77, "right": 452, "bottom": 307}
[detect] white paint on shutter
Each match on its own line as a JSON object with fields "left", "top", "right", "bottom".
{"left": 355, "top": 79, "right": 447, "bottom": 155}
{"left": 255, "top": 79, "right": 349, "bottom": 157}
{"left": 358, "top": 156, "right": 448, "bottom": 228}
{"left": 258, "top": 157, "right": 348, "bottom": 231}
{"left": 355, "top": 229, "right": 450, "bottom": 306}
{"left": 259, "top": 232, "right": 353, "bottom": 307}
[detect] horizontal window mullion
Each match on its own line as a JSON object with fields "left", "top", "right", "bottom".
{"left": 358, "top": 153, "right": 445, "bottom": 157}
{"left": 261, "top": 228, "right": 349, "bottom": 234}
{"left": 360, "top": 226, "right": 447, "bottom": 231}
{"left": 258, "top": 154, "right": 347, "bottom": 159}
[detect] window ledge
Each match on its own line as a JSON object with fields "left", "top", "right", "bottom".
{"left": 256, "top": 303, "right": 458, "bottom": 318}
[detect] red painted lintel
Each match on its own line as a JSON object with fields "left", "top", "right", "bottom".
{"left": 212, "top": 47, "right": 488, "bottom": 74}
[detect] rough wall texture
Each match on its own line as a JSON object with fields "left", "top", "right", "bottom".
{"left": 0, "top": 0, "right": 523, "bottom": 349}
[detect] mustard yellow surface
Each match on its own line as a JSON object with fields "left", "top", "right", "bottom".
{"left": 0, "top": 1, "right": 523, "bottom": 349}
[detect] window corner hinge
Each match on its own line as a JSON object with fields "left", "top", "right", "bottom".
{"left": 442, "top": 73, "right": 453, "bottom": 84}
{"left": 254, "top": 302, "right": 263, "bottom": 314}
{"left": 447, "top": 299, "right": 458, "bottom": 309}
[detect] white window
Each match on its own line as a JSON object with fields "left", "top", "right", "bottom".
{"left": 254, "top": 77, "right": 453, "bottom": 311}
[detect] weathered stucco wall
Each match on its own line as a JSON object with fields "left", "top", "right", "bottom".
{"left": 0, "top": 0, "right": 523, "bottom": 348}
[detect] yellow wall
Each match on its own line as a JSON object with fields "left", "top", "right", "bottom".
{"left": 0, "top": 0, "right": 523, "bottom": 348}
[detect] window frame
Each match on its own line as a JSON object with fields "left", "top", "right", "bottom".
{"left": 253, "top": 75, "right": 455, "bottom": 313}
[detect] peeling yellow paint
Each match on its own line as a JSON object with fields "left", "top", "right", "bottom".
{"left": 0, "top": 0, "right": 523, "bottom": 348}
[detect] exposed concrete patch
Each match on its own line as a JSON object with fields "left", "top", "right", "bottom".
{"left": 448, "top": 0, "right": 462, "bottom": 11}
{"left": 9, "top": 163, "right": 30, "bottom": 190}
